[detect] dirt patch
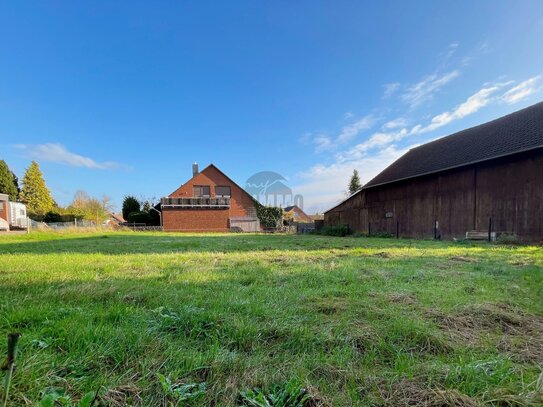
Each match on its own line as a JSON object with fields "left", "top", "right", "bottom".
{"left": 377, "top": 379, "right": 479, "bottom": 407}
{"left": 450, "top": 256, "right": 474, "bottom": 263}
{"left": 302, "top": 384, "right": 332, "bottom": 407}
{"left": 428, "top": 303, "right": 543, "bottom": 364}
{"left": 101, "top": 384, "right": 143, "bottom": 407}
{"left": 509, "top": 259, "right": 534, "bottom": 267}
{"left": 386, "top": 292, "right": 419, "bottom": 306}
{"left": 308, "top": 297, "right": 350, "bottom": 315}
{"left": 373, "top": 252, "right": 392, "bottom": 258}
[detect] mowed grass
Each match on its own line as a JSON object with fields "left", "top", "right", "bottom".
{"left": 0, "top": 231, "right": 542, "bottom": 406}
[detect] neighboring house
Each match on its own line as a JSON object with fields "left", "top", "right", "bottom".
{"left": 105, "top": 213, "right": 125, "bottom": 226}
{"left": 284, "top": 205, "right": 313, "bottom": 223}
{"left": 0, "top": 193, "right": 28, "bottom": 231}
{"left": 325, "top": 102, "right": 543, "bottom": 241}
{"left": 161, "top": 163, "right": 260, "bottom": 232}
{"left": 0, "top": 194, "right": 8, "bottom": 231}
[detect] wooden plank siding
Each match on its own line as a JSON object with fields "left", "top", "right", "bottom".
{"left": 325, "top": 149, "right": 543, "bottom": 240}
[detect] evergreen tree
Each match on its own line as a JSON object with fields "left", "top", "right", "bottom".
{"left": 11, "top": 171, "right": 20, "bottom": 199}
{"left": 20, "top": 161, "right": 54, "bottom": 216}
{"left": 122, "top": 195, "right": 140, "bottom": 220}
{"left": 0, "top": 160, "right": 19, "bottom": 201}
{"left": 348, "top": 169, "right": 362, "bottom": 195}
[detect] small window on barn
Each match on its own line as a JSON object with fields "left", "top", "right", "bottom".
{"left": 193, "top": 185, "right": 210, "bottom": 197}
{"left": 215, "top": 186, "right": 231, "bottom": 197}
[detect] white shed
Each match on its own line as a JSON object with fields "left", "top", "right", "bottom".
{"left": 8, "top": 202, "right": 28, "bottom": 229}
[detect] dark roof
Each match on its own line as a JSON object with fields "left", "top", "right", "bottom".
{"left": 283, "top": 206, "right": 298, "bottom": 212}
{"left": 365, "top": 101, "right": 543, "bottom": 188}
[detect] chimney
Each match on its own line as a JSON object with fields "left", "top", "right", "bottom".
{"left": 192, "top": 162, "right": 199, "bottom": 177}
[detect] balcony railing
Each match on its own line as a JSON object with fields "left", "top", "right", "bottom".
{"left": 161, "top": 197, "right": 231, "bottom": 208}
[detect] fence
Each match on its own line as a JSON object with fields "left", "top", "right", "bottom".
{"left": 30, "top": 219, "right": 97, "bottom": 230}
{"left": 294, "top": 222, "right": 316, "bottom": 234}
{"left": 28, "top": 220, "right": 163, "bottom": 232}
{"left": 121, "top": 223, "right": 163, "bottom": 232}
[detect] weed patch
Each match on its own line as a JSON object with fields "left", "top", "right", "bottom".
{"left": 377, "top": 378, "right": 479, "bottom": 407}
{"left": 429, "top": 303, "right": 543, "bottom": 364}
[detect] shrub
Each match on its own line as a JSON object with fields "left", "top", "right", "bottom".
{"left": 496, "top": 233, "right": 522, "bottom": 245}
{"left": 43, "top": 211, "right": 77, "bottom": 223}
{"left": 253, "top": 200, "right": 283, "bottom": 229}
{"left": 369, "top": 231, "right": 394, "bottom": 238}
{"left": 320, "top": 225, "right": 352, "bottom": 236}
{"left": 43, "top": 211, "right": 63, "bottom": 223}
{"left": 122, "top": 196, "right": 141, "bottom": 221}
{"left": 127, "top": 211, "right": 152, "bottom": 225}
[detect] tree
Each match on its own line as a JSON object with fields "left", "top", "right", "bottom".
{"left": 0, "top": 160, "right": 19, "bottom": 201}
{"left": 122, "top": 196, "right": 140, "bottom": 221}
{"left": 65, "top": 191, "right": 113, "bottom": 223}
{"left": 348, "top": 169, "right": 362, "bottom": 195}
{"left": 20, "top": 161, "right": 54, "bottom": 216}
{"left": 11, "top": 171, "right": 20, "bottom": 199}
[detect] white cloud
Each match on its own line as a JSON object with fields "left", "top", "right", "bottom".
{"left": 336, "top": 114, "right": 375, "bottom": 144}
{"left": 14, "top": 143, "right": 121, "bottom": 170}
{"left": 343, "top": 111, "right": 354, "bottom": 119}
{"left": 415, "top": 80, "right": 513, "bottom": 134}
{"left": 310, "top": 114, "right": 376, "bottom": 152}
{"left": 333, "top": 79, "right": 518, "bottom": 161}
{"left": 402, "top": 70, "right": 460, "bottom": 107}
{"left": 382, "top": 117, "right": 408, "bottom": 130}
{"left": 383, "top": 82, "right": 400, "bottom": 98}
{"left": 338, "top": 128, "right": 409, "bottom": 161}
{"left": 501, "top": 75, "right": 542, "bottom": 104}
{"left": 294, "top": 144, "right": 411, "bottom": 213}
{"left": 446, "top": 42, "right": 459, "bottom": 59}
{"left": 313, "top": 135, "right": 333, "bottom": 153}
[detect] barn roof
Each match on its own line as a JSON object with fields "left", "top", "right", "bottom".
{"left": 365, "top": 101, "right": 543, "bottom": 188}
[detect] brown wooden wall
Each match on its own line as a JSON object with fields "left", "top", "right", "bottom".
{"left": 325, "top": 149, "right": 543, "bottom": 240}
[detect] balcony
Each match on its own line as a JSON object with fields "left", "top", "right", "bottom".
{"left": 161, "top": 197, "right": 231, "bottom": 208}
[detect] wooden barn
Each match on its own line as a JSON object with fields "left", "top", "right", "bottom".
{"left": 324, "top": 102, "right": 543, "bottom": 240}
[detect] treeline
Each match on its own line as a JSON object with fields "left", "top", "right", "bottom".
{"left": 0, "top": 159, "right": 113, "bottom": 223}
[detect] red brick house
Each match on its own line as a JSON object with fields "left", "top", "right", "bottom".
{"left": 284, "top": 205, "right": 313, "bottom": 223}
{"left": 161, "top": 163, "right": 260, "bottom": 232}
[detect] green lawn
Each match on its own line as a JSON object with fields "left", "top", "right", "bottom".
{"left": 0, "top": 231, "right": 542, "bottom": 406}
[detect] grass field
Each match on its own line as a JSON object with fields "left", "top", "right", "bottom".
{"left": 0, "top": 231, "right": 542, "bottom": 406}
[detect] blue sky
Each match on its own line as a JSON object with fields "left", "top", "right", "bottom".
{"left": 1, "top": 1, "right": 542, "bottom": 213}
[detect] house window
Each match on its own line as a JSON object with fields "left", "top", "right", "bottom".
{"left": 215, "top": 186, "right": 231, "bottom": 197}
{"left": 193, "top": 185, "right": 210, "bottom": 197}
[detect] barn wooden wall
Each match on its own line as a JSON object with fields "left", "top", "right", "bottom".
{"left": 325, "top": 149, "right": 543, "bottom": 240}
